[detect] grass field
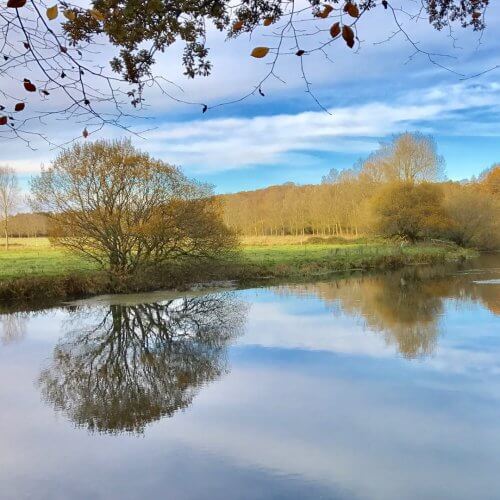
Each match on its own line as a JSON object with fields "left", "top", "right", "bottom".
{"left": 239, "top": 235, "right": 366, "bottom": 246}
{"left": 0, "top": 238, "right": 97, "bottom": 279}
{"left": 0, "top": 237, "right": 472, "bottom": 281}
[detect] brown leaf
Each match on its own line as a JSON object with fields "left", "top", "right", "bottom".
{"left": 330, "top": 22, "right": 341, "bottom": 38}
{"left": 316, "top": 5, "right": 334, "bottom": 19}
{"left": 90, "top": 9, "right": 105, "bottom": 22}
{"left": 82, "top": 127, "right": 89, "bottom": 138}
{"left": 63, "top": 9, "right": 76, "bottom": 21}
{"left": 7, "top": 0, "right": 27, "bottom": 8}
{"left": 342, "top": 25, "right": 355, "bottom": 48}
{"left": 0, "top": 116, "right": 7, "bottom": 126}
{"left": 14, "top": 103, "right": 25, "bottom": 112}
{"left": 46, "top": 5, "right": 58, "bottom": 20}
{"left": 23, "top": 80, "right": 36, "bottom": 92}
{"left": 251, "top": 47, "right": 270, "bottom": 58}
{"left": 233, "top": 20, "right": 244, "bottom": 31}
{"left": 345, "top": 3, "right": 360, "bottom": 18}
{"left": 263, "top": 17, "right": 273, "bottom": 26}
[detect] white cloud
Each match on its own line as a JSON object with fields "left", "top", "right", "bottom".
{"left": 4, "top": 80, "right": 500, "bottom": 177}
{"left": 135, "top": 81, "right": 500, "bottom": 173}
{"left": 1, "top": 0, "right": 499, "bottom": 180}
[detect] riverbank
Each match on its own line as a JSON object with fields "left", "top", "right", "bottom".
{"left": 0, "top": 238, "right": 476, "bottom": 309}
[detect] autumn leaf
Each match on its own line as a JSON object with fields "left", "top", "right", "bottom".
{"left": 316, "top": 5, "right": 334, "bottom": 19}
{"left": 23, "top": 79, "right": 36, "bottom": 92}
{"left": 233, "top": 20, "right": 244, "bottom": 31}
{"left": 345, "top": 3, "right": 360, "bottom": 18}
{"left": 0, "top": 117, "right": 7, "bottom": 126}
{"left": 251, "top": 47, "right": 270, "bottom": 58}
{"left": 330, "top": 22, "right": 341, "bottom": 38}
{"left": 63, "top": 9, "right": 76, "bottom": 21}
{"left": 14, "top": 103, "right": 25, "bottom": 112}
{"left": 46, "top": 5, "right": 58, "bottom": 20}
{"left": 82, "top": 127, "right": 89, "bottom": 138}
{"left": 7, "top": 0, "right": 27, "bottom": 8}
{"left": 342, "top": 25, "right": 355, "bottom": 48}
{"left": 90, "top": 9, "right": 105, "bottom": 22}
{"left": 263, "top": 17, "right": 273, "bottom": 26}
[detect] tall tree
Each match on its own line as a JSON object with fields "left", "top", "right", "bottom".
{"left": 0, "top": 166, "right": 19, "bottom": 250}
{"left": 365, "top": 133, "right": 445, "bottom": 183}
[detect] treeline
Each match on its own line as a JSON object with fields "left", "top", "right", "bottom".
{"left": 219, "top": 133, "right": 500, "bottom": 249}
{"left": 2, "top": 213, "right": 49, "bottom": 237}
{"left": 220, "top": 181, "right": 371, "bottom": 238}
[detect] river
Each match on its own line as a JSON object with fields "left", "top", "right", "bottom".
{"left": 1, "top": 255, "right": 499, "bottom": 499}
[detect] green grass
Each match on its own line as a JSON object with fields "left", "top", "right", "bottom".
{"left": 0, "top": 237, "right": 476, "bottom": 309}
{"left": 0, "top": 244, "right": 97, "bottom": 279}
{"left": 241, "top": 242, "right": 468, "bottom": 270}
{"left": 0, "top": 238, "right": 474, "bottom": 281}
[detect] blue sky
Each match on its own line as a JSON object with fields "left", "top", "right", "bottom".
{"left": 4, "top": 2, "right": 500, "bottom": 194}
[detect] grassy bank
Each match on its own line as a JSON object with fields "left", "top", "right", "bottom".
{"left": 0, "top": 237, "right": 476, "bottom": 307}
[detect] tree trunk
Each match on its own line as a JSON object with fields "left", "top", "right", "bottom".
{"left": 4, "top": 218, "right": 8, "bottom": 251}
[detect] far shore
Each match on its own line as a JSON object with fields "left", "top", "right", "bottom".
{"left": 0, "top": 236, "right": 477, "bottom": 310}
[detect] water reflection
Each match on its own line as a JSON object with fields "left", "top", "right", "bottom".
{"left": 1, "top": 311, "right": 28, "bottom": 345}
{"left": 1, "top": 259, "right": 500, "bottom": 499}
{"left": 38, "top": 294, "right": 246, "bottom": 434}
{"left": 276, "top": 262, "right": 500, "bottom": 358}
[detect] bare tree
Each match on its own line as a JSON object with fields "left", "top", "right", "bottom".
{"left": 0, "top": 165, "right": 19, "bottom": 250}
{"left": 384, "top": 133, "right": 445, "bottom": 182}
{"left": 361, "top": 132, "right": 445, "bottom": 183}
{"left": 30, "top": 139, "right": 237, "bottom": 274}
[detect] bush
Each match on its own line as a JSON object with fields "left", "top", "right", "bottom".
{"left": 443, "top": 185, "right": 500, "bottom": 250}
{"left": 370, "top": 182, "right": 450, "bottom": 242}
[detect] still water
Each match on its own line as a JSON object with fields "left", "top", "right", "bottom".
{"left": 1, "top": 256, "right": 499, "bottom": 500}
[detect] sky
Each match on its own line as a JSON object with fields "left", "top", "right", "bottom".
{"left": 3, "top": 1, "right": 500, "bottom": 194}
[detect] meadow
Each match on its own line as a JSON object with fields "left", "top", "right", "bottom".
{"left": 0, "top": 236, "right": 473, "bottom": 281}
{"left": 0, "top": 238, "right": 96, "bottom": 279}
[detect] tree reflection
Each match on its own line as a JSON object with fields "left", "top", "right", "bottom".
{"left": 277, "top": 263, "right": 499, "bottom": 359}
{"left": 38, "top": 294, "right": 246, "bottom": 434}
{"left": 1, "top": 312, "right": 28, "bottom": 345}
{"left": 355, "top": 271, "right": 443, "bottom": 358}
